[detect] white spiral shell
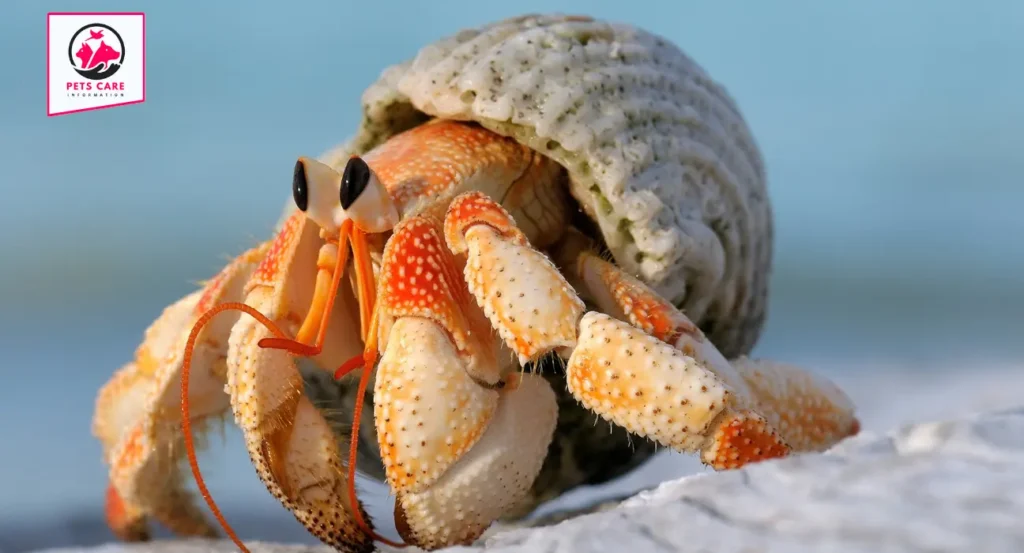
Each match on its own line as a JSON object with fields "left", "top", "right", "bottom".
{"left": 314, "top": 13, "right": 772, "bottom": 357}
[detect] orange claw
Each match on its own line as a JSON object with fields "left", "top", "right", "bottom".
{"left": 364, "top": 211, "right": 554, "bottom": 549}
{"left": 335, "top": 214, "right": 500, "bottom": 550}
{"left": 381, "top": 216, "right": 481, "bottom": 351}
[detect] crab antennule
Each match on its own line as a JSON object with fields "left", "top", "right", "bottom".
{"left": 350, "top": 229, "right": 377, "bottom": 342}
{"left": 258, "top": 219, "right": 353, "bottom": 354}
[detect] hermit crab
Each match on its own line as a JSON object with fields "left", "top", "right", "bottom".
{"left": 92, "top": 13, "right": 860, "bottom": 553}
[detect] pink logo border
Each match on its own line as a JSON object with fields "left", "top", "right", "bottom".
{"left": 47, "top": 11, "right": 146, "bottom": 117}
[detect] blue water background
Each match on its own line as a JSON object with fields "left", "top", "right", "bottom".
{"left": 1, "top": 0, "right": 1022, "bottom": 550}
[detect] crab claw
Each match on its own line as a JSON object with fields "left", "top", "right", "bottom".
{"left": 224, "top": 211, "right": 371, "bottom": 551}
{"left": 93, "top": 240, "right": 268, "bottom": 540}
{"left": 374, "top": 215, "right": 558, "bottom": 549}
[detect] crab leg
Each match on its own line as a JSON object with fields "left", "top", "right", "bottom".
{"left": 445, "top": 192, "right": 858, "bottom": 472}
{"left": 221, "top": 211, "right": 372, "bottom": 552}
{"left": 554, "top": 235, "right": 861, "bottom": 454}
{"left": 372, "top": 215, "right": 557, "bottom": 549}
{"left": 92, "top": 242, "right": 269, "bottom": 540}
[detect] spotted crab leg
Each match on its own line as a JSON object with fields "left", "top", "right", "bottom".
{"left": 444, "top": 192, "right": 859, "bottom": 472}
{"left": 92, "top": 242, "right": 270, "bottom": 540}
{"left": 552, "top": 231, "right": 861, "bottom": 459}
{"left": 209, "top": 211, "right": 373, "bottom": 552}
{"left": 368, "top": 214, "right": 558, "bottom": 549}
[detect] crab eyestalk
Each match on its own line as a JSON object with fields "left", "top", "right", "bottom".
{"left": 259, "top": 156, "right": 396, "bottom": 354}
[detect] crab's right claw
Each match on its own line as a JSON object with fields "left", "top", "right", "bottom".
{"left": 374, "top": 215, "right": 558, "bottom": 549}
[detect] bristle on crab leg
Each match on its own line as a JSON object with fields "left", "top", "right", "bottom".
{"left": 92, "top": 242, "right": 269, "bottom": 540}
{"left": 368, "top": 215, "right": 558, "bottom": 549}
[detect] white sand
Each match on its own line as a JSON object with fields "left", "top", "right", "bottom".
{"left": 9, "top": 362, "right": 1024, "bottom": 553}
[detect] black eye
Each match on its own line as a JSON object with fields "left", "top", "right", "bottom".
{"left": 341, "top": 156, "right": 371, "bottom": 210}
{"left": 292, "top": 159, "right": 309, "bottom": 212}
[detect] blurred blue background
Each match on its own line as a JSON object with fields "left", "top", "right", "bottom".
{"left": 2, "top": 1, "right": 1022, "bottom": 551}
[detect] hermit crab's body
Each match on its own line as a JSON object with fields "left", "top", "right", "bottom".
{"left": 93, "top": 14, "right": 860, "bottom": 553}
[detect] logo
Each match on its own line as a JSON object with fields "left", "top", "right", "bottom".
{"left": 47, "top": 12, "right": 145, "bottom": 116}
{"left": 68, "top": 23, "right": 124, "bottom": 80}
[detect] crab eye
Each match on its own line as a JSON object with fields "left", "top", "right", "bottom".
{"left": 292, "top": 159, "right": 309, "bottom": 212}
{"left": 341, "top": 156, "right": 371, "bottom": 210}
{"left": 339, "top": 156, "right": 400, "bottom": 234}
{"left": 292, "top": 157, "right": 346, "bottom": 233}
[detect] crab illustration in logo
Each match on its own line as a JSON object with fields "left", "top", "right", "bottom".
{"left": 68, "top": 23, "right": 124, "bottom": 80}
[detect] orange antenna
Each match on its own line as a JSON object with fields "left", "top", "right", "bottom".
{"left": 181, "top": 301, "right": 290, "bottom": 553}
